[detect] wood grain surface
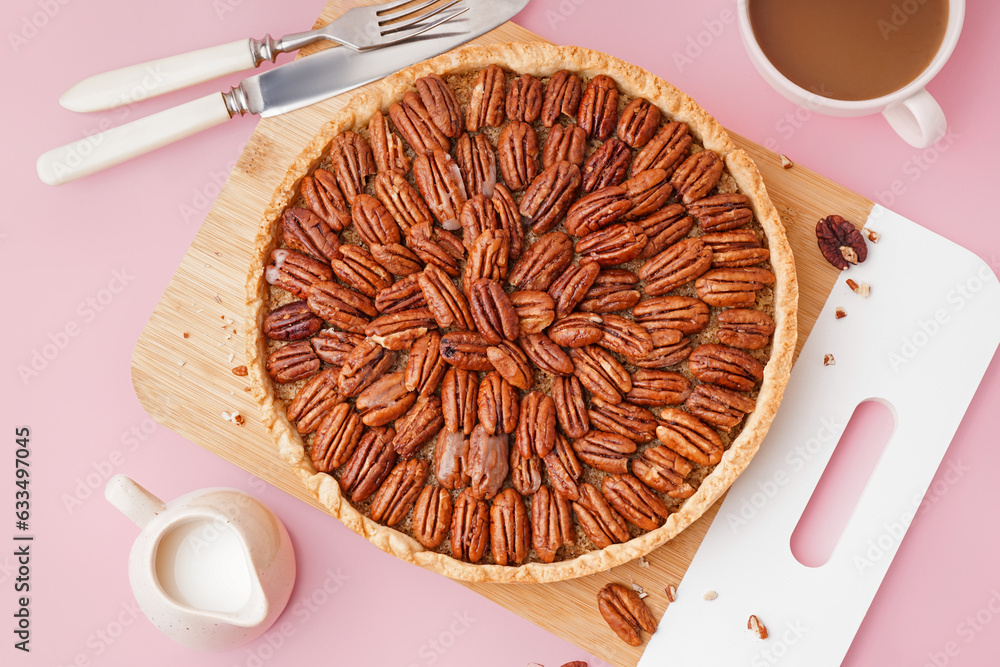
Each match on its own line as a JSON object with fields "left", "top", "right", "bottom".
{"left": 130, "top": 2, "right": 874, "bottom": 664}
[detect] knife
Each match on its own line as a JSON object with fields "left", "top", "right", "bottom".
{"left": 36, "top": 0, "right": 528, "bottom": 186}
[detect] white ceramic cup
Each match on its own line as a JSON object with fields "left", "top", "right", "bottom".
{"left": 737, "top": 0, "right": 965, "bottom": 148}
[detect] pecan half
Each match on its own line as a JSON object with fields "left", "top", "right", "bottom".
{"left": 509, "top": 290, "right": 556, "bottom": 335}
{"left": 330, "top": 245, "right": 392, "bottom": 298}
{"left": 370, "top": 458, "right": 428, "bottom": 526}
{"left": 469, "top": 278, "right": 519, "bottom": 344}
{"left": 507, "top": 231, "right": 574, "bottom": 292}
{"left": 548, "top": 312, "right": 604, "bottom": 348}
{"left": 638, "top": 237, "right": 713, "bottom": 296}
{"left": 632, "top": 334, "right": 692, "bottom": 369}
{"left": 340, "top": 426, "right": 397, "bottom": 502}
{"left": 816, "top": 214, "right": 868, "bottom": 270}
{"left": 329, "top": 131, "right": 375, "bottom": 205}
{"left": 540, "top": 69, "right": 582, "bottom": 127}
{"left": 440, "top": 331, "right": 493, "bottom": 371}
{"left": 301, "top": 169, "right": 350, "bottom": 231}
{"left": 589, "top": 398, "right": 657, "bottom": 443}
{"left": 617, "top": 97, "right": 662, "bottom": 148}
{"left": 623, "top": 169, "right": 673, "bottom": 220}
{"left": 460, "top": 194, "right": 499, "bottom": 249}
{"left": 633, "top": 295, "right": 710, "bottom": 336}
{"left": 688, "top": 344, "right": 764, "bottom": 391}
{"left": 487, "top": 340, "right": 535, "bottom": 390}
{"left": 581, "top": 138, "right": 631, "bottom": 192}
{"left": 264, "top": 300, "right": 322, "bottom": 341}
{"left": 576, "top": 222, "right": 649, "bottom": 267}
{"left": 442, "top": 367, "right": 479, "bottom": 435}
{"left": 370, "top": 242, "right": 423, "bottom": 277}
{"left": 571, "top": 430, "right": 636, "bottom": 474}
{"left": 355, "top": 371, "right": 417, "bottom": 426}
{"left": 552, "top": 376, "right": 590, "bottom": 440}
{"left": 531, "top": 485, "right": 575, "bottom": 562}
{"left": 307, "top": 281, "right": 375, "bottom": 333}
{"left": 519, "top": 333, "right": 574, "bottom": 376}
{"left": 602, "top": 473, "right": 670, "bottom": 530}
{"left": 569, "top": 345, "right": 632, "bottom": 403}
{"left": 695, "top": 267, "right": 775, "bottom": 307}
{"left": 415, "top": 73, "right": 463, "bottom": 138}
{"left": 670, "top": 150, "right": 724, "bottom": 204}
{"left": 573, "top": 483, "right": 629, "bottom": 548}
{"left": 688, "top": 193, "right": 753, "bottom": 233}
{"left": 466, "top": 63, "right": 505, "bottom": 131}
{"left": 374, "top": 273, "right": 427, "bottom": 314}
{"left": 413, "top": 149, "right": 468, "bottom": 230}
{"left": 509, "top": 446, "right": 542, "bottom": 497}
{"left": 477, "top": 370, "right": 518, "bottom": 435}
{"left": 266, "top": 340, "right": 319, "bottom": 384}
{"left": 455, "top": 132, "right": 497, "bottom": 199}
{"left": 627, "top": 369, "right": 692, "bottom": 407}
{"left": 311, "top": 403, "right": 363, "bottom": 472}
{"left": 543, "top": 434, "right": 584, "bottom": 500}
{"left": 287, "top": 367, "right": 343, "bottom": 434}
{"left": 716, "top": 309, "right": 775, "bottom": 350}
{"left": 632, "top": 445, "right": 695, "bottom": 498}
{"left": 338, "top": 338, "right": 397, "bottom": 397}
{"left": 519, "top": 161, "right": 582, "bottom": 234}
{"left": 631, "top": 121, "right": 692, "bottom": 177}
{"left": 392, "top": 395, "right": 445, "bottom": 458}
{"left": 542, "top": 124, "right": 587, "bottom": 168}
{"left": 419, "top": 264, "right": 475, "bottom": 330}
{"left": 389, "top": 91, "right": 450, "bottom": 155}
{"left": 657, "top": 408, "right": 724, "bottom": 466}
{"left": 549, "top": 261, "right": 601, "bottom": 318}
{"left": 435, "top": 429, "right": 470, "bottom": 489}
{"left": 597, "top": 582, "right": 658, "bottom": 646}
{"left": 406, "top": 221, "right": 464, "bottom": 277}
{"left": 265, "top": 249, "right": 333, "bottom": 299}
{"left": 578, "top": 74, "right": 619, "bottom": 140}
{"left": 597, "top": 314, "right": 653, "bottom": 359}
{"left": 506, "top": 73, "right": 542, "bottom": 123}
{"left": 703, "top": 229, "right": 769, "bottom": 268}
{"left": 351, "top": 193, "right": 401, "bottom": 246}
{"left": 281, "top": 207, "right": 341, "bottom": 263}
{"left": 497, "top": 120, "right": 540, "bottom": 191}
{"left": 564, "top": 186, "right": 632, "bottom": 237}
{"left": 578, "top": 270, "right": 641, "bottom": 313}
{"left": 412, "top": 485, "right": 453, "bottom": 549}
{"left": 451, "top": 488, "right": 490, "bottom": 563}
{"left": 368, "top": 111, "right": 410, "bottom": 175}
{"left": 516, "top": 391, "right": 557, "bottom": 458}
{"left": 686, "top": 383, "right": 756, "bottom": 432}
{"left": 310, "top": 330, "right": 365, "bottom": 368}
{"left": 636, "top": 204, "right": 694, "bottom": 259}
{"left": 365, "top": 307, "right": 435, "bottom": 351}
{"left": 491, "top": 183, "right": 524, "bottom": 259}
{"left": 490, "top": 488, "right": 530, "bottom": 565}
{"left": 463, "top": 229, "right": 510, "bottom": 295}
{"left": 373, "top": 170, "right": 433, "bottom": 236}
{"left": 405, "top": 331, "right": 448, "bottom": 396}
{"left": 468, "top": 424, "right": 509, "bottom": 500}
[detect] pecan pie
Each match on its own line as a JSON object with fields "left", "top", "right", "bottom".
{"left": 247, "top": 43, "right": 797, "bottom": 583}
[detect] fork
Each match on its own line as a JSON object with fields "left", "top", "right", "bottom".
{"left": 60, "top": 0, "right": 467, "bottom": 113}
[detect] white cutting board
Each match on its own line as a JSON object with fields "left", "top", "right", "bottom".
{"left": 639, "top": 205, "right": 1000, "bottom": 666}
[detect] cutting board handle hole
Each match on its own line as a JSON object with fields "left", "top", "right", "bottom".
{"left": 790, "top": 399, "right": 897, "bottom": 568}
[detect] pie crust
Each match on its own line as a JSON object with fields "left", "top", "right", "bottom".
{"left": 246, "top": 42, "right": 797, "bottom": 583}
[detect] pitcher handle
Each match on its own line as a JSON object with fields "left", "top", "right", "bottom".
{"left": 105, "top": 475, "right": 167, "bottom": 529}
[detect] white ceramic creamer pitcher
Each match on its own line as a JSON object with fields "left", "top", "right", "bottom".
{"left": 105, "top": 475, "right": 295, "bottom": 651}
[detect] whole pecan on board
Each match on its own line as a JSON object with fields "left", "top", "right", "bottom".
{"left": 597, "top": 582, "right": 658, "bottom": 646}
{"left": 816, "top": 214, "right": 868, "bottom": 270}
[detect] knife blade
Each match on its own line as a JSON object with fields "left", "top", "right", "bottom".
{"left": 37, "top": 0, "right": 528, "bottom": 186}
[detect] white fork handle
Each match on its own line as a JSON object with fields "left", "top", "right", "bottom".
{"left": 37, "top": 93, "right": 233, "bottom": 186}
{"left": 60, "top": 40, "right": 255, "bottom": 113}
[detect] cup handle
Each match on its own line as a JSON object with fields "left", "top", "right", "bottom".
{"left": 882, "top": 88, "right": 947, "bottom": 149}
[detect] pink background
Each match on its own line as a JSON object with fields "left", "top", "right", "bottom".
{"left": 4, "top": 0, "right": 1000, "bottom": 665}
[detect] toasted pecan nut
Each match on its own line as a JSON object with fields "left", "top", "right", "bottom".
{"left": 551, "top": 376, "right": 590, "bottom": 441}
{"left": 355, "top": 371, "right": 417, "bottom": 426}
{"left": 627, "top": 369, "right": 692, "bottom": 407}
{"left": 455, "top": 132, "right": 497, "bottom": 199}
{"left": 549, "top": 261, "right": 601, "bottom": 319}
{"left": 632, "top": 445, "right": 695, "bottom": 498}
{"left": 657, "top": 407, "right": 724, "bottom": 466}
{"left": 491, "top": 183, "right": 524, "bottom": 259}
{"left": 330, "top": 245, "right": 393, "bottom": 298}
{"left": 716, "top": 309, "right": 775, "bottom": 350}
{"left": 597, "top": 313, "right": 653, "bottom": 360}
{"left": 544, "top": 434, "right": 584, "bottom": 501}
{"left": 542, "top": 124, "right": 587, "bottom": 168}
{"left": 507, "top": 231, "right": 574, "bottom": 292}
{"left": 581, "top": 138, "right": 631, "bottom": 192}
{"left": 564, "top": 186, "right": 632, "bottom": 237}
{"left": 281, "top": 207, "right": 341, "bottom": 263}
{"left": 415, "top": 73, "right": 463, "bottom": 138}
{"left": 632, "top": 334, "right": 693, "bottom": 369}
{"left": 329, "top": 131, "right": 375, "bottom": 205}
{"left": 477, "top": 370, "right": 518, "bottom": 436}
{"left": 338, "top": 338, "right": 397, "bottom": 397}
{"left": 310, "top": 330, "right": 365, "bottom": 368}
{"left": 548, "top": 312, "right": 604, "bottom": 348}
{"left": 519, "top": 333, "right": 574, "bottom": 376}
{"left": 413, "top": 149, "right": 468, "bottom": 231}
{"left": 311, "top": 403, "right": 363, "bottom": 472}
{"left": 509, "top": 290, "right": 556, "bottom": 335}
{"left": 703, "top": 229, "right": 770, "bottom": 268}
{"left": 340, "top": 426, "right": 397, "bottom": 502}
{"left": 487, "top": 340, "right": 535, "bottom": 390}
{"left": 440, "top": 331, "right": 493, "bottom": 371}
{"left": 412, "top": 486, "right": 453, "bottom": 549}
{"left": 451, "top": 487, "right": 490, "bottom": 563}
{"left": 688, "top": 343, "right": 765, "bottom": 392}
{"left": 370, "top": 458, "right": 428, "bottom": 526}
{"left": 406, "top": 221, "right": 464, "bottom": 277}
{"left": 393, "top": 395, "right": 445, "bottom": 458}
{"left": 578, "top": 74, "right": 619, "bottom": 140}
{"left": 688, "top": 193, "right": 754, "bottom": 233}
{"left": 266, "top": 340, "right": 319, "bottom": 384}
{"left": 506, "top": 72, "right": 543, "bottom": 123}
{"left": 636, "top": 204, "right": 694, "bottom": 259}
{"left": 368, "top": 111, "right": 410, "bottom": 175}
{"left": 578, "top": 270, "right": 641, "bottom": 313}
{"left": 602, "top": 473, "right": 670, "bottom": 530}
{"left": 638, "top": 237, "right": 713, "bottom": 296}
{"left": 468, "top": 424, "right": 510, "bottom": 500}
{"left": 419, "top": 264, "right": 475, "bottom": 330}
{"left": 686, "top": 383, "right": 756, "bottom": 432}
{"left": 541, "top": 69, "right": 583, "bottom": 127}
{"left": 460, "top": 194, "right": 499, "bottom": 250}
{"left": 443, "top": 367, "right": 480, "bottom": 435}
{"left": 286, "top": 368, "right": 343, "bottom": 434}
{"left": 265, "top": 249, "right": 333, "bottom": 299}
{"left": 816, "top": 214, "right": 868, "bottom": 270}
{"left": 490, "top": 487, "right": 531, "bottom": 565}
{"left": 695, "top": 267, "right": 775, "bottom": 307}
{"left": 597, "top": 582, "right": 658, "bottom": 646}
{"left": 531, "top": 485, "right": 575, "bottom": 562}
{"left": 370, "top": 242, "right": 423, "bottom": 277}
{"left": 519, "top": 161, "right": 582, "bottom": 234}
{"left": 670, "top": 149, "right": 724, "bottom": 204}
{"left": 373, "top": 171, "right": 433, "bottom": 237}
{"left": 516, "top": 391, "right": 557, "bottom": 458}
{"left": 589, "top": 397, "right": 657, "bottom": 443}
{"left": 573, "top": 483, "right": 629, "bottom": 548}
{"left": 576, "top": 222, "right": 649, "bottom": 267}
{"left": 389, "top": 91, "right": 450, "bottom": 155}
{"left": 307, "top": 281, "right": 375, "bottom": 333}
{"left": 405, "top": 331, "right": 447, "bottom": 397}
{"left": 374, "top": 273, "right": 427, "bottom": 314}
{"left": 469, "top": 278, "right": 519, "bottom": 344}
{"left": 617, "top": 97, "right": 662, "bottom": 148}
{"left": 435, "top": 429, "right": 470, "bottom": 490}
{"left": 570, "top": 345, "right": 632, "bottom": 403}
{"left": 623, "top": 169, "right": 673, "bottom": 220}
{"left": 510, "top": 446, "right": 542, "bottom": 497}
{"left": 497, "top": 120, "right": 540, "bottom": 191}
{"left": 351, "top": 194, "right": 401, "bottom": 246}
{"left": 571, "top": 430, "right": 636, "bottom": 474}
{"left": 365, "top": 307, "right": 435, "bottom": 351}
{"left": 463, "top": 229, "right": 511, "bottom": 295}
{"left": 466, "top": 63, "right": 505, "bottom": 131}
{"left": 264, "top": 300, "right": 322, "bottom": 341}
{"left": 633, "top": 295, "right": 710, "bottom": 336}
{"left": 631, "top": 121, "right": 692, "bottom": 177}
{"left": 301, "top": 168, "right": 350, "bottom": 232}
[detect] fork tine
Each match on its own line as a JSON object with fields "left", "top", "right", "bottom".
{"left": 378, "top": 0, "right": 460, "bottom": 25}
{"left": 378, "top": 5, "right": 468, "bottom": 40}
{"left": 373, "top": 0, "right": 427, "bottom": 16}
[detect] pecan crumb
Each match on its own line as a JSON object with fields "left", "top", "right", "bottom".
{"left": 846, "top": 279, "right": 871, "bottom": 297}
{"left": 665, "top": 584, "right": 677, "bottom": 602}
{"left": 182, "top": 332, "right": 190, "bottom": 339}
{"left": 779, "top": 154, "right": 793, "bottom": 169}
{"left": 214, "top": 293, "right": 222, "bottom": 304}
{"left": 638, "top": 556, "right": 650, "bottom": 568}
{"left": 221, "top": 411, "right": 232, "bottom": 421}
{"left": 835, "top": 306, "right": 847, "bottom": 319}
{"left": 748, "top": 615, "right": 768, "bottom": 639}
{"left": 863, "top": 228, "right": 880, "bottom": 243}
{"left": 232, "top": 413, "right": 245, "bottom": 426}
{"left": 243, "top": 386, "right": 252, "bottom": 392}
{"left": 824, "top": 353, "right": 836, "bottom": 366}
{"left": 703, "top": 590, "right": 718, "bottom": 601}
{"left": 840, "top": 246, "right": 859, "bottom": 265}
{"left": 232, "top": 365, "right": 249, "bottom": 376}
{"left": 631, "top": 582, "right": 649, "bottom": 599}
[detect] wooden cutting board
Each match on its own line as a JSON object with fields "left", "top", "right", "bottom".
{"left": 130, "top": 2, "right": 873, "bottom": 664}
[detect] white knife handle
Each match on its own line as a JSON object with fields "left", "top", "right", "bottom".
{"left": 60, "top": 39, "right": 255, "bottom": 113}
{"left": 37, "top": 93, "right": 232, "bottom": 186}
